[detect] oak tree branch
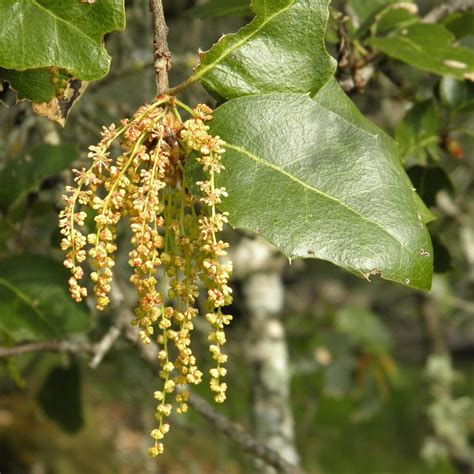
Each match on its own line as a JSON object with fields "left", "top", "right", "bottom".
{"left": 149, "top": 0, "right": 171, "bottom": 95}
{"left": 0, "top": 340, "right": 93, "bottom": 358}
{"left": 423, "top": 0, "right": 474, "bottom": 23}
{"left": 0, "top": 285, "right": 303, "bottom": 474}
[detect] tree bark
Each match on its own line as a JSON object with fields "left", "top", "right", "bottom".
{"left": 149, "top": 0, "right": 171, "bottom": 95}
{"left": 235, "top": 238, "right": 300, "bottom": 473}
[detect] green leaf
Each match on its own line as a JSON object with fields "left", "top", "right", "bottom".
{"left": 348, "top": 0, "right": 399, "bottom": 25}
{"left": 188, "top": 0, "right": 251, "bottom": 17}
{"left": 0, "top": 254, "right": 90, "bottom": 341}
{"left": 443, "top": 12, "right": 474, "bottom": 39}
{"left": 335, "top": 307, "right": 393, "bottom": 353}
{"left": 0, "top": 144, "right": 79, "bottom": 213}
{"left": 195, "top": 87, "right": 434, "bottom": 290}
{"left": 0, "top": 0, "right": 125, "bottom": 80}
{"left": 309, "top": 79, "right": 434, "bottom": 225}
{"left": 368, "top": 24, "right": 474, "bottom": 81}
{"left": 395, "top": 101, "right": 441, "bottom": 165}
{"left": 0, "top": 68, "right": 57, "bottom": 102}
{"left": 370, "top": 3, "right": 419, "bottom": 36}
{"left": 0, "top": 0, "right": 125, "bottom": 102}
{"left": 193, "top": 0, "right": 336, "bottom": 99}
{"left": 37, "top": 361, "right": 84, "bottom": 433}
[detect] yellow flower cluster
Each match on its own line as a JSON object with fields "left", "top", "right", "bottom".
{"left": 59, "top": 97, "right": 232, "bottom": 457}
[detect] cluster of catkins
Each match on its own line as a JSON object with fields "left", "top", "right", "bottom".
{"left": 59, "top": 96, "right": 233, "bottom": 456}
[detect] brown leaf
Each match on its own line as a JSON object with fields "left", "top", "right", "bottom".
{"left": 32, "top": 79, "right": 88, "bottom": 126}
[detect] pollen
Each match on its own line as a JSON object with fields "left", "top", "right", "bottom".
{"left": 59, "top": 96, "right": 232, "bottom": 456}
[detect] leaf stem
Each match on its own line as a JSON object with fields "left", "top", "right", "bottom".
{"left": 166, "top": 76, "right": 197, "bottom": 96}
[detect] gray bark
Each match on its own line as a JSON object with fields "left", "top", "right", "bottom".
{"left": 233, "top": 238, "right": 300, "bottom": 473}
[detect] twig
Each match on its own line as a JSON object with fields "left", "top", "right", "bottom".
{"left": 113, "top": 279, "right": 303, "bottom": 473}
{"left": 186, "top": 392, "right": 303, "bottom": 474}
{"left": 108, "top": 281, "right": 304, "bottom": 473}
{"left": 89, "top": 283, "right": 135, "bottom": 368}
{"left": 121, "top": 320, "right": 303, "bottom": 473}
{"left": 423, "top": 0, "right": 474, "bottom": 23}
{"left": 89, "top": 325, "right": 122, "bottom": 369}
{"left": 0, "top": 340, "right": 92, "bottom": 358}
{"left": 0, "top": 319, "right": 302, "bottom": 472}
{"left": 166, "top": 77, "right": 195, "bottom": 97}
{"left": 149, "top": 0, "right": 171, "bottom": 95}
{"left": 89, "top": 281, "right": 134, "bottom": 368}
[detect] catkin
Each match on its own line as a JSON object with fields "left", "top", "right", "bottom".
{"left": 59, "top": 97, "right": 233, "bottom": 456}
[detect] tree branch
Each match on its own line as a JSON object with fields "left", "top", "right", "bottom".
{"left": 186, "top": 391, "right": 303, "bottom": 474}
{"left": 120, "top": 316, "right": 303, "bottom": 473}
{"left": 89, "top": 324, "right": 122, "bottom": 369}
{"left": 0, "top": 340, "right": 93, "bottom": 358}
{"left": 149, "top": 0, "right": 171, "bottom": 95}
{"left": 423, "top": 0, "right": 474, "bottom": 23}
{"left": 0, "top": 333, "right": 302, "bottom": 473}
{"left": 0, "top": 283, "right": 302, "bottom": 473}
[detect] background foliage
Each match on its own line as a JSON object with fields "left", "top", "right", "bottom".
{"left": 0, "top": 0, "right": 473, "bottom": 473}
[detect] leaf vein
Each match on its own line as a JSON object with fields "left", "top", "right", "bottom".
{"left": 225, "top": 143, "right": 413, "bottom": 254}
{"left": 192, "top": 0, "right": 295, "bottom": 83}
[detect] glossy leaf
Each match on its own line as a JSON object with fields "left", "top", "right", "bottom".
{"left": 188, "top": 0, "right": 251, "bottom": 17}
{"left": 368, "top": 24, "right": 474, "bottom": 81}
{"left": 0, "top": 254, "right": 90, "bottom": 341}
{"left": 0, "top": 0, "right": 125, "bottom": 79}
{"left": 194, "top": 86, "right": 434, "bottom": 290}
{"left": 0, "top": 0, "right": 125, "bottom": 102}
{"left": 194, "top": 0, "right": 336, "bottom": 99}
{"left": 0, "top": 144, "right": 79, "bottom": 213}
{"left": 37, "top": 361, "right": 84, "bottom": 433}
{"left": 311, "top": 79, "right": 433, "bottom": 225}
{"left": 348, "top": 0, "right": 399, "bottom": 25}
{"left": 370, "top": 3, "right": 418, "bottom": 35}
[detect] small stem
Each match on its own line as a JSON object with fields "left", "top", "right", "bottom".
{"left": 149, "top": 0, "right": 171, "bottom": 95}
{"left": 166, "top": 77, "right": 196, "bottom": 97}
{"left": 0, "top": 340, "right": 94, "bottom": 358}
{"left": 93, "top": 135, "right": 145, "bottom": 254}
{"left": 174, "top": 99, "right": 197, "bottom": 117}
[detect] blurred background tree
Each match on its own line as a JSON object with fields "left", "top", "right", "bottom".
{"left": 0, "top": 0, "right": 473, "bottom": 473}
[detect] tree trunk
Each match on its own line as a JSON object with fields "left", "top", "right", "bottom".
{"left": 234, "top": 238, "right": 300, "bottom": 473}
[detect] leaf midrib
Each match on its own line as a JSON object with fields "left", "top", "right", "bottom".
{"left": 192, "top": 0, "right": 295, "bottom": 82}
{"left": 225, "top": 143, "right": 413, "bottom": 255}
